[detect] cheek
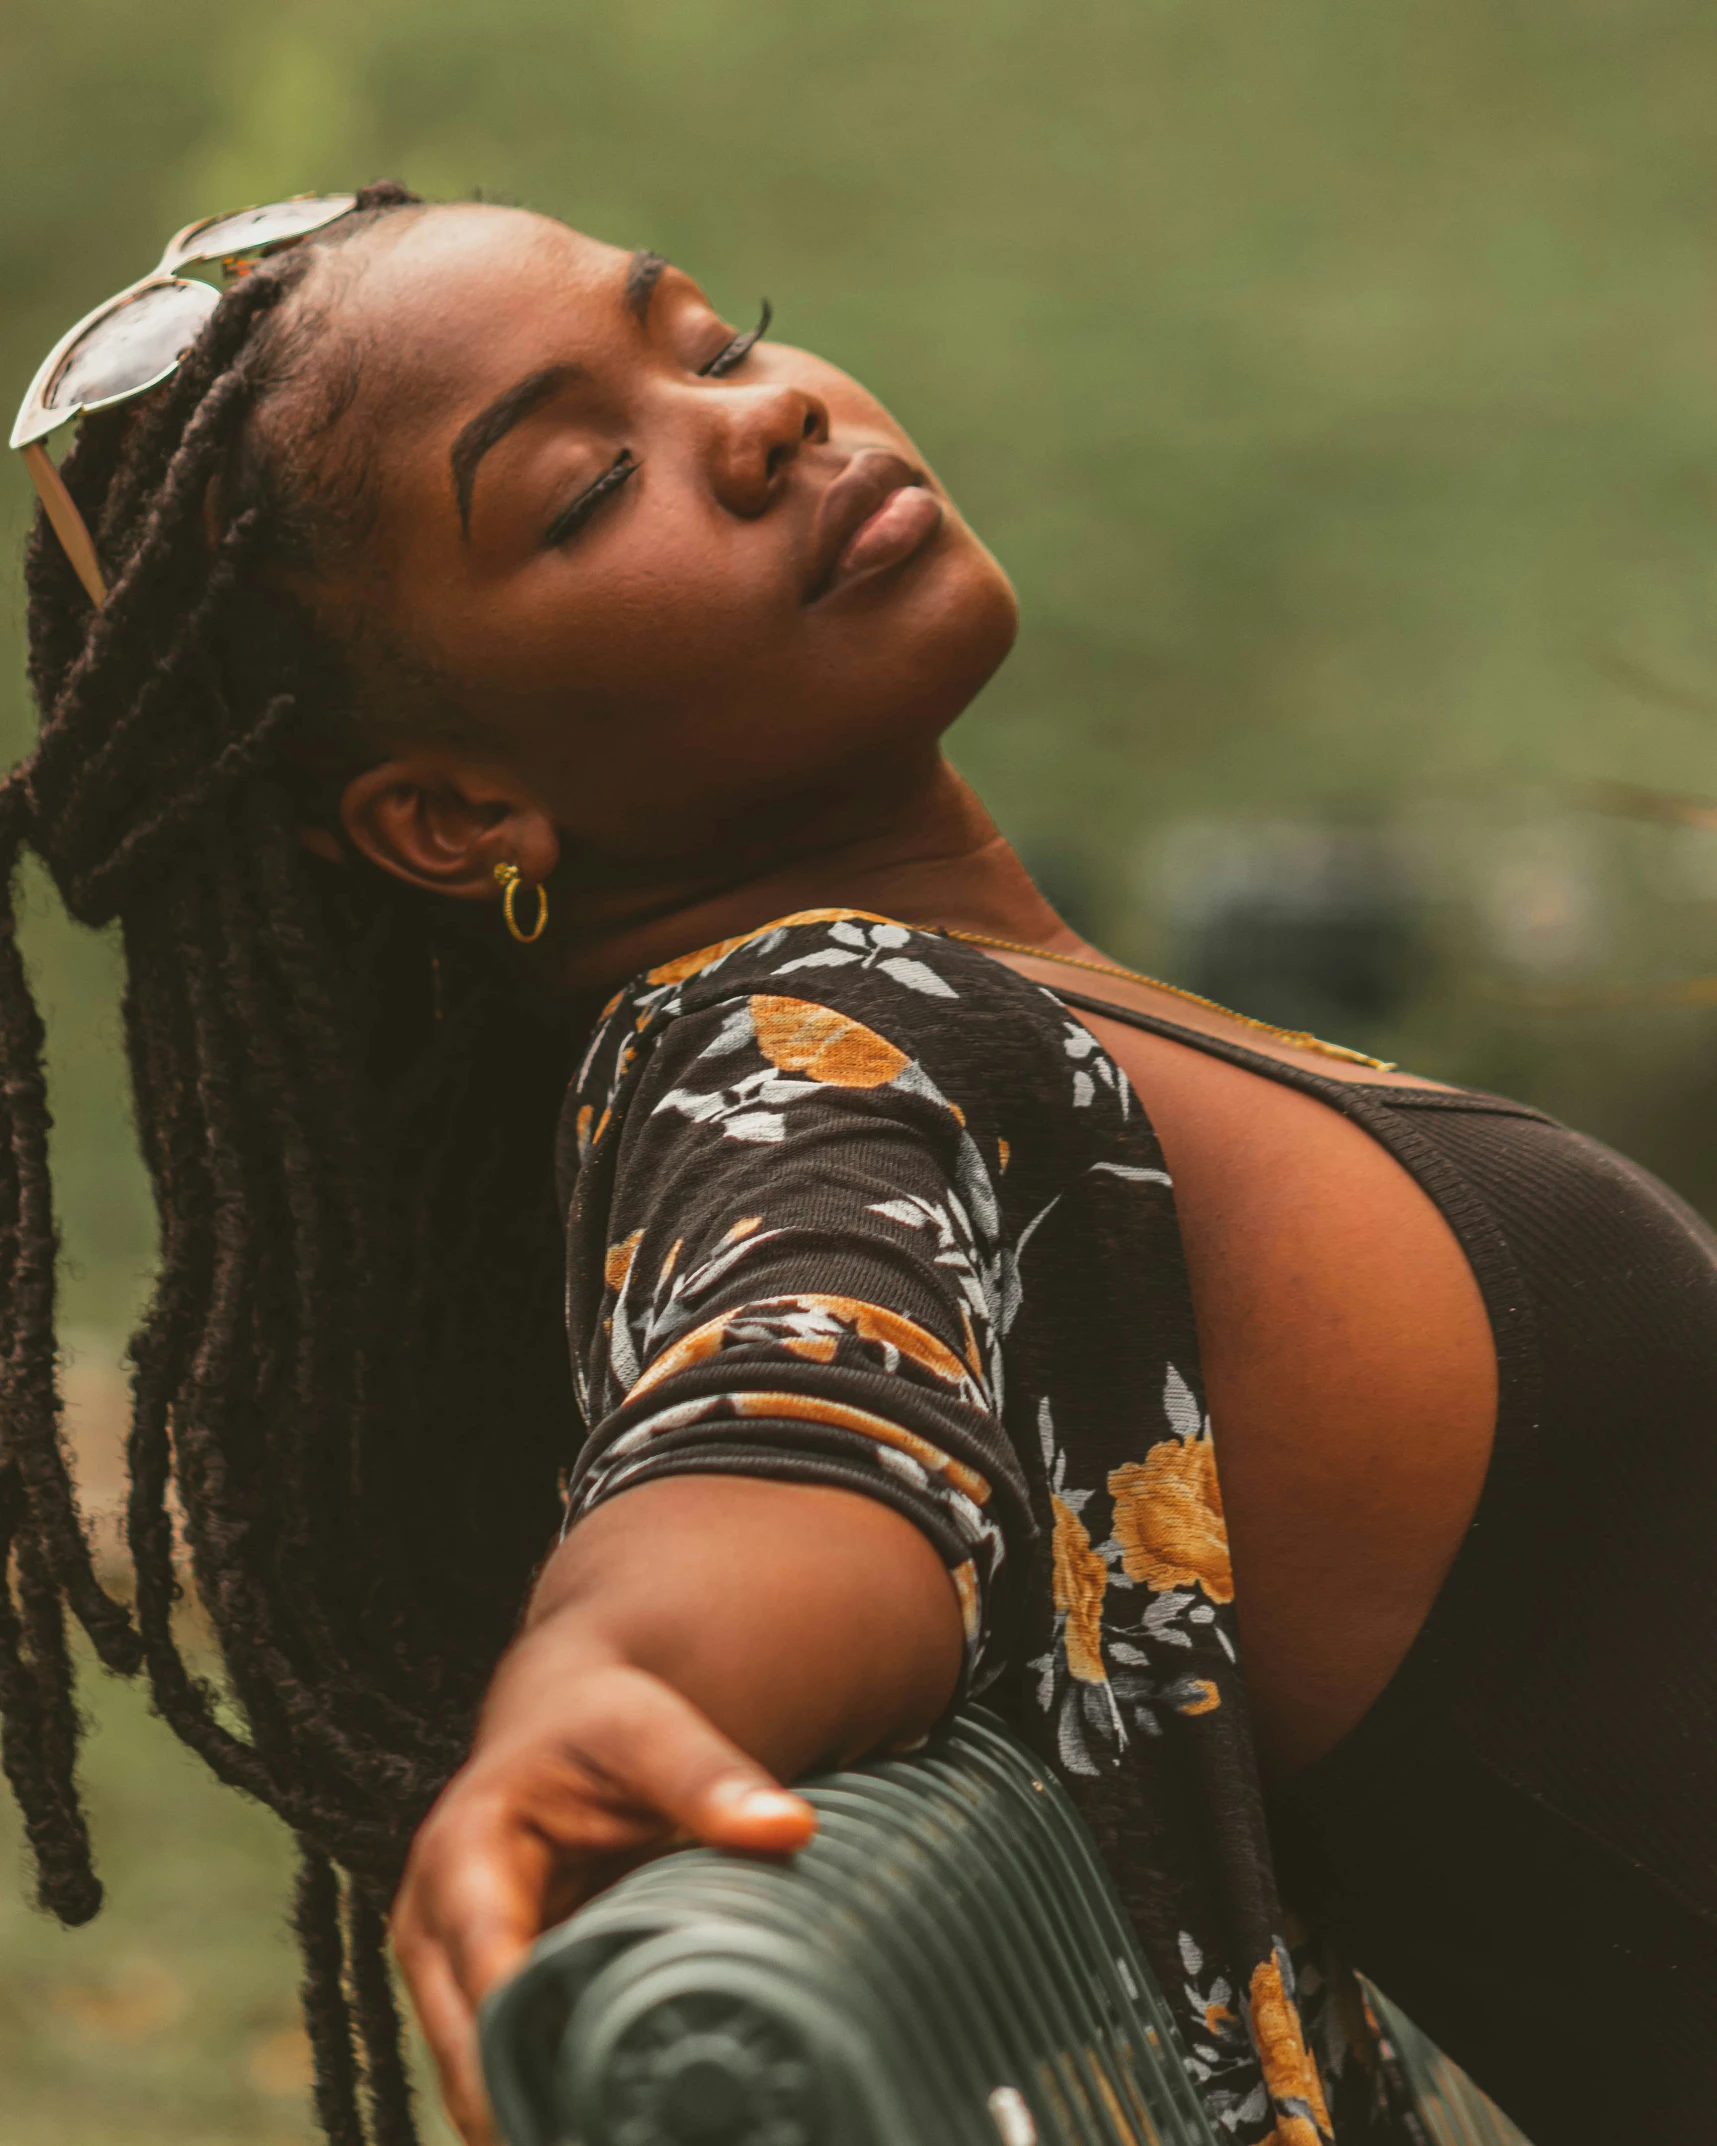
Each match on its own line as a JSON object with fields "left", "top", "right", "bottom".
{"left": 483, "top": 515, "right": 792, "bottom": 705}
{"left": 536, "top": 538, "right": 1015, "bottom": 856}
{"left": 427, "top": 549, "right": 814, "bottom": 851}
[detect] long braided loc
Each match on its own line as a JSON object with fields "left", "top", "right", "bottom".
{"left": 2, "top": 182, "right": 576, "bottom": 2142}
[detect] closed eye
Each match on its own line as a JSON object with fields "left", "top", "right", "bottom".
{"left": 700, "top": 299, "right": 773, "bottom": 378}
{"left": 543, "top": 450, "right": 639, "bottom": 549}
{"left": 540, "top": 296, "right": 772, "bottom": 547}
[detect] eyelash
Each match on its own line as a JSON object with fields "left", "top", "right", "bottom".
{"left": 543, "top": 450, "right": 639, "bottom": 548}
{"left": 544, "top": 299, "right": 773, "bottom": 546}
{"left": 699, "top": 297, "right": 773, "bottom": 378}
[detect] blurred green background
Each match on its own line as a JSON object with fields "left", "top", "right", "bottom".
{"left": 5, "top": 0, "right": 1717, "bottom": 2138}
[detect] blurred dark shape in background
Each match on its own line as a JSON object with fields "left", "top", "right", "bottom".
{"left": 1156, "top": 820, "right": 1427, "bottom": 1037}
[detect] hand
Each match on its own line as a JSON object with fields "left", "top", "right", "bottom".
{"left": 391, "top": 1656, "right": 816, "bottom": 2146}
{"left": 392, "top": 1475, "right": 961, "bottom": 2144}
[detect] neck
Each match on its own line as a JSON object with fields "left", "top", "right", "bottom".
{"left": 536, "top": 755, "right": 1084, "bottom": 1013}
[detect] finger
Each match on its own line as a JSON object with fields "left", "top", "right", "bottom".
{"left": 412, "top": 1788, "right": 679, "bottom": 2013}
{"left": 417, "top": 1816, "right": 563, "bottom": 2011}
{"left": 396, "top": 1939, "right": 498, "bottom": 2146}
{"left": 573, "top": 1666, "right": 818, "bottom": 1854}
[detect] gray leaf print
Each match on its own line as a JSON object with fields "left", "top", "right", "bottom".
{"left": 1091, "top": 1160, "right": 1173, "bottom": 1187}
{"left": 697, "top": 1006, "right": 756, "bottom": 1059}
{"left": 869, "top": 1198, "right": 930, "bottom": 1227}
{"left": 775, "top": 947, "right": 864, "bottom": 973}
{"left": 1057, "top": 1698, "right": 1099, "bottom": 1777}
{"left": 1164, "top": 1364, "right": 1203, "bottom": 1440}
{"left": 878, "top": 956, "right": 958, "bottom": 998}
{"left": 719, "top": 1111, "right": 787, "bottom": 1142}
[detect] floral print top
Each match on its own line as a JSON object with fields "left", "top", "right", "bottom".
{"left": 556, "top": 910, "right": 1402, "bottom": 2146}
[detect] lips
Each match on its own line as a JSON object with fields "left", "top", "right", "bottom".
{"left": 804, "top": 448, "right": 943, "bottom": 603}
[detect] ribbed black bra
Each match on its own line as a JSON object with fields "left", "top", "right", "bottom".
{"left": 1053, "top": 988, "right": 1717, "bottom": 2146}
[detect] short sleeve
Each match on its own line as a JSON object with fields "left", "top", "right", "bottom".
{"left": 559, "top": 965, "right": 1037, "bottom": 1696}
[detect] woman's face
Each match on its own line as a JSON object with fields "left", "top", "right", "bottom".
{"left": 291, "top": 205, "right": 1018, "bottom": 862}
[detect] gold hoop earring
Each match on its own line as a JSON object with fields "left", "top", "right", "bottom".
{"left": 493, "top": 861, "right": 548, "bottom": 944}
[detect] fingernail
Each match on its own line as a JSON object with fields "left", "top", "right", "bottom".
{"left": 710, "top": 1780, "right": 808, "bottom": 1822}
{"left": 739, "top": 1789, "right": 809, "bottom": 1822}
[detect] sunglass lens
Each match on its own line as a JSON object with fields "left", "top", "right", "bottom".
{"left": 164, "top": 193, "right": 359, "bottom": 272}
{"left": 44, "top": 280, "right": 220, "bottom": 417}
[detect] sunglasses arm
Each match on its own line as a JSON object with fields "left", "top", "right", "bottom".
{"left": 21, "top": 441, "right": 108, "bottom": 606}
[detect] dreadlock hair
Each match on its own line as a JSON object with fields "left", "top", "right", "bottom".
{"left": 0, "top": 182, "right": 577, "bottom": 2142}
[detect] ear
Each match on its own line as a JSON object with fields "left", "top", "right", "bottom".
{"left": 338, "top": 754, "right": 561, "bottom": 902}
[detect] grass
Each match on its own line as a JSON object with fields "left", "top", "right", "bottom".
{"left": 0, "top": 1647, "right": 457, "bottom": 2146}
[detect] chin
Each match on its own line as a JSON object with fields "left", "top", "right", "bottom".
{"left": 901, "top": 531, "right": 1019, "bottom": 733}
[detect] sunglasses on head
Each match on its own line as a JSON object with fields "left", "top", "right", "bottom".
{"left": 9, "top": 194, "right": 360, "bottom": 605}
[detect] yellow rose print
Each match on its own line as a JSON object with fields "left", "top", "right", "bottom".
{"left": 1051, "top": 1494, "right": 1109, "bottom": 1684}
{"left": 750, "top": 995, "right": 908, "bottom": 1088}
{"left": 603, "top": 1229, "right": 643, "bottom": 1291}
{"left": 1248, "top": 1949, "right": 1332, "bottom": 2145}
{"left": 1108, "top": 1435, "right": 1234, "bottom": 1604}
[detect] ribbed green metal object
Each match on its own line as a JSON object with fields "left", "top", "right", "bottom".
{"left": 1366, "top": 1992, "right": 1532, "bottom": 2146}
{"left": 480, "top": 1709, "right": 1223, "bottom": 2146}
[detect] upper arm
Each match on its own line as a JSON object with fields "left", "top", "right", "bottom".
{"left": 561, "top": 975, "right": 1036, "bottom": 1696}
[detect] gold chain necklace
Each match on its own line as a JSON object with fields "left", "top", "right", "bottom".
{"left": 936, "top": 927, "right": 1396, "bottom": 1070}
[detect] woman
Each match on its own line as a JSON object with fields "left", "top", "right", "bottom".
{"left": 3, "top": 184, "right": 1713, "bottom": 2146}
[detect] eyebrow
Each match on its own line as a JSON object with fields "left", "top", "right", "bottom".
{"left": 625, "top": 249, "right": 668, "bottom": 323}
{"left": 449, "top": 363, "right": 586, "bottom": 534}
{"left": 449, "top": 252, "right": 671, "bottom": 534}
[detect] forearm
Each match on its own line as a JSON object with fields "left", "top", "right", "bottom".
{"left": 398, "top": 1471, "right": 966, "bottom": 2143}
{"left": 483, "top": 1473, "right": 965, "bottom": 1781}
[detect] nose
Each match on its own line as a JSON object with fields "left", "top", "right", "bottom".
{"left": 710, "top": 383, "right": 829, "bottom": 517}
